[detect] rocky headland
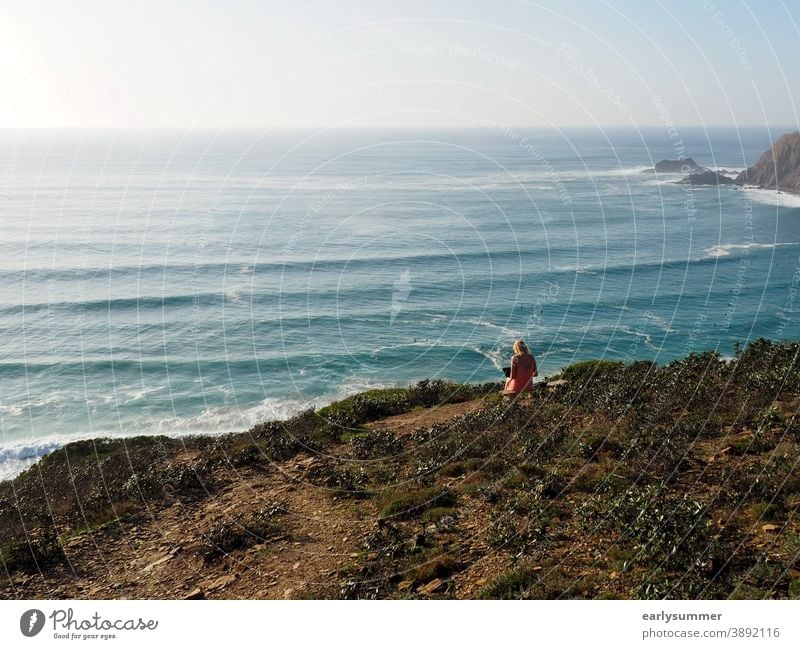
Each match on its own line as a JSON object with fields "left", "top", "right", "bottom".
{"left": 736, "top": 131, "right": 800, "bottom": 194}
{"left": 643, "top": 133, "right": 800, "bottom": 194}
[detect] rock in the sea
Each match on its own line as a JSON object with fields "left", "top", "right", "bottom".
{"left": 676, "top": 170, "right": 735, "bottom": 186}
{"left": 736, "top": 131, "right": 800, "bottom": 193}
{"left": 646, "top": 157, "right": 703, "bottom": 173}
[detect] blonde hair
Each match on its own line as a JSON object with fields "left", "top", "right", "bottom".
{"left": 513, "top": 339, "right": 530, "bottom": 356}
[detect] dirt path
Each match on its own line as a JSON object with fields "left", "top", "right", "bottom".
{"left": 365, "top": 397, "right": 488, "bottom": 435}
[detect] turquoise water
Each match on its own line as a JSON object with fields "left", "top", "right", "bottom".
{"left": 1, "top": 127, "right": 799, "bottom": 478}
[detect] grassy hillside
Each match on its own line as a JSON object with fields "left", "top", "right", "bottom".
{"left": 1, "top": 339, "right": 799, "bottom": 599}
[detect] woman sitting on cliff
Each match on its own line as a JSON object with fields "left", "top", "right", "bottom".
{"left": 503, "top": 339, "right": 538, "bottom": 397}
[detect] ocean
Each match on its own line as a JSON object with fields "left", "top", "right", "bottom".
{"left": 1, "top": 126, "right": 799, "bottom": 480}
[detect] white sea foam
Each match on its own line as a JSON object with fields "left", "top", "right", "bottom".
{"left": 604, "top": 165, "right": 653, "bottom": 176}
{"left": 225, "top": 289, "right": 245, "bottom": 305}
{"left": 709, "top": 166, "right": 745, "bottom": 175}
{"left": 371, "top": 341, "right": 449, "bottom": 355}
{"left": 124, "top": 384, "right": 167, "bottom": 403}
{"left": 704, "top": 242, "right": 800, "bottom": 258}
{"left": 620, "top": 325, "right": 655, "bottom": 349}
{"left": 147, "top": 394, "right": 328, "bottom": 435}
{"left": 0, "top": 404, "right": 25, "bottom": 417}
{"left": 0, "top": 439, "right": 69, "bottom": 481}
{"left": 335, "top": 376, "right": 397, "bottom": 394}
{"left": 372, "top": 332, "right": 511, "bottom": 372}
{"left": 611, "top": 305, "right": 678, "bottom": 333}
{"left": 464, "top": 318, "right": 521, "bottom": 339}
{"left": 0, "top": 392, "right": 69, "bottom": 417}
{"left": 646, "top": 177, "right": 684, "bottom": 186}
{"left": 426, "top": 313, "right": 450, "bottom": 323}
{"left": 552, "top": 264, "right": 601, "bottom": 275}
{"left": 0, "top": 434, "right": 129, "bottom": 482}
{"left": 469, "top": 345, "right": 505, "bottom": 370}
{"left": 362, "top": 166, "right": 654, "bottom": 192}
{"left": 740, "top": 187, "right": 800, "bottom": 208}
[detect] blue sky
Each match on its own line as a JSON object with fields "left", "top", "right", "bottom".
{"left": 1, "top": 0, "right": 797, "bottom": 128}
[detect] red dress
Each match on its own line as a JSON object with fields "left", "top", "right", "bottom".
{"left": 505, "top": 353, "right": 537, "bottom": 392}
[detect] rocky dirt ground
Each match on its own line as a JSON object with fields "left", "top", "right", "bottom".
{"left": 2, "top": 398, "right": 491, "bottom": 600}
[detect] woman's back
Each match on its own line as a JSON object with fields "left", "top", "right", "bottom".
{"left": 507, "top": 352, "right": 537, "bottom": 392}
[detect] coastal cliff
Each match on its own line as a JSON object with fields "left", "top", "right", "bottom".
{"left": 1, "top": 339, "right": 799, "bottom": 600}
{"left": 736, "top": 131, "right": 800, "bottom": 194}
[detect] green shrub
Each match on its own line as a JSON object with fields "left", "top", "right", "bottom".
{"left": 203, "top": 503, "right": 286, "bottom": 562}
{"left": 408, "top": 550, "right": 462, "bottom": 584}
{"left": 380, "top": 487, "right": 456, "bottom": 520}
{"left": 560, "top": 359, "right": 623, "bottom": 383}
{"left": 229, "top": 442, "right": 265, "bottom": 467}
{"left": 0, "top": 529, "right": 68, "bottom": 574}
{"left": 247, "top": 417, "right": 314, "bottom": 461}
{"left": 420, "top": 507, "right": 458, "bottom": 525}
{"left": 307, "top": 460, "right": 370, "bottom": 498}
{"left": 580, "top": 485, "right": 714, "bottom": 574}
{"left": 351, "top": 429, "right": 402, "bottom": 459}
{"left": 486, "top": 493, "right": 550, "bottom": 556}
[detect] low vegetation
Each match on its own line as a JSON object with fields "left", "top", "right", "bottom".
{"left": 1, "top": 339, "right": 799, "bottom": 600}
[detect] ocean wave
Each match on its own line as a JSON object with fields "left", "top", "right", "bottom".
{"left": 2, "top": 292, "right": 227, "bottom": 314}
{"left": 704, "top": 242, "right": 800, "bottom": 258}
{"left": 0, "top": 437, "right": 73, "bottom": 482}
{"left": 0, "top": 358, "right": 265, "bottom": 377}
{"left": 740, "top": 187, "right": 800, "bottom": 208}
{"left": 225, "top": 289, "right": 245, "bottom": 305}
{"left": 123, "top": 384, "right": 167, "bottom": 403}
{"left": 620, "top": 325, "right": 655, "bottom": 349}
{"left": 467, "top": 165, "right": 651, "bottom": 185}
{"left": 709, "top": 166, "right": 745, "bottom": 175}
{"left": 371, "top": 341, "right": 449, "bottom": 355}
{"left": 5, "top": 237, "right": 748, "bottom": 312}
{"left": 227, "top": 165, "right": 657, "bottom": 193}
{"left": 610, "top": 304, "right": 678, "bottom": 333}
{"left": 0, "top": 391, "right": 74, "bottom": 416}
{"left": 468, "top": 345, "right": 505, "bottom": 370}
{"left": 369, "top": 340, "right": 502, "bottom": 368}
{"left": 1, "top": 386, "right": 174, "bottom": 415}
{"left": 335, "top": 376, "right": 398, "bottom": 394}
{"left": 0, "top": 404, "right": 25, "bottom": 417}
{"left": 551, "top": 264, "right": 602, "bottom": 275}
{"left": 463, "top": 318, "right": 522, "bottom": 340}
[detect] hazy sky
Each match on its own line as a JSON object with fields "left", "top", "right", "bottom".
{"left": 1, "top": 0, "right": 798, "bottom": 128}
